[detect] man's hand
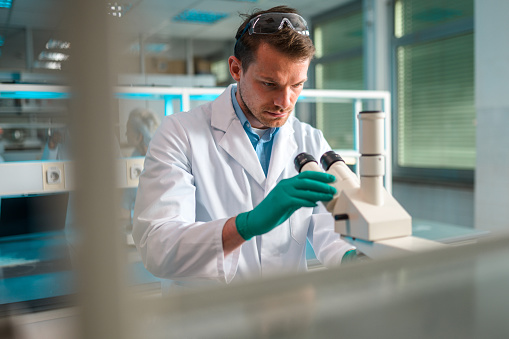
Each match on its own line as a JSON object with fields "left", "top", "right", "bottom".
{"left": 235, "top": 171, "right": 337, "bottom": 240}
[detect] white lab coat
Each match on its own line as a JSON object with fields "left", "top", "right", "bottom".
{"left": 132, "top": 85, "right": 354, "bottom": 289}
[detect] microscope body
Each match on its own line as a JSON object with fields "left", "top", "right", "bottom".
{"left": 300, "top": 151, "right": 411, "bottom": 242}
{"left": 296, "top": 111, "right": 445, "bottom": 259}
{"left": 329, "top": 184, "right": 412, "bottom": 242}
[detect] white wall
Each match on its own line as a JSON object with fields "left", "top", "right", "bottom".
{"left": 474, "top": 0, "right": 509, "bottom": 232}
{"left": 393, "top": 181, "right": 474, "bottom": 228}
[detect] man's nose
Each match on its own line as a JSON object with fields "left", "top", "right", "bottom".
{"left": 273, "top": 88, "right": 293, "bottom": 111}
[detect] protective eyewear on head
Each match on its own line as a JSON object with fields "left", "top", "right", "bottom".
{"left": 237, "top": 13, "right": 310, "bottom": 42}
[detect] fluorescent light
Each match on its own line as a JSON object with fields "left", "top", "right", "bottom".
{"left": 0, "top": 36, "right": 4, "bottom": 47}
{"left": 173, "top": 9, "right": 228, "bottom": 24}
{"left": 38, "top": 51, "right": 69, "bottom": 61}
{"left": 33, "top": 61, "right": 62, "bottom": 70}
{"left": 0, "top": 0, "right": 12, "bottom": 9}
{"left": 46, "top": 39, "right": 71, "bottom": 50}
{"left": 107, "top": 2, "right": 132, "bottom": 18}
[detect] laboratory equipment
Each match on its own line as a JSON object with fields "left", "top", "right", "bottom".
{"left": 295, "top": 111, "right": 446, "bottom": 258}
{"left": 0, "top": 193, "right": 69, "bottom": 237}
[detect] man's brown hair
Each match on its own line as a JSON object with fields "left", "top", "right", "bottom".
{"left": 233, "top": 6, "right": 315, "bottom": 71}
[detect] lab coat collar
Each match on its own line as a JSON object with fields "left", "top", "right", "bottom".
{"left": 211, "top": 85, "right": 297, "bottom": 191}
{"left": 266, "top": 119, "right": 297, "bottom": 190}
{"left": 211, "top": 84, "right": 237, "bottom": 132}
{"left": 211, "top": 85, "right": 266, "bottom": 187}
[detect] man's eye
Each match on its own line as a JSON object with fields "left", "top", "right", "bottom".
{"left": 263, "top": 82, "right": 275, "bottom": 87}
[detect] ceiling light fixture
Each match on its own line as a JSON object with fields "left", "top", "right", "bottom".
{"left": 33, "top": 61, "right": 62, "bottom": 70}
{"left": 107, "top": 2, "right": 132, "bottom": 18}
{"left": 0, "top": 0, "right": 13, "bottom": 9}
{"left": 173, "top": 9, "right": 228, "bottom": 24}
{"left": 129, "top": 42, "right": 170, "bottom": 54}
{"left": 38, "top": 51, "right": 69, "bottom": 61}
{"left": 46, "top": 39, "right": 71, "bottom": 50}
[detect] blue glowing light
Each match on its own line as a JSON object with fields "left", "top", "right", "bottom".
{"left": 115, "top": 93, "right": 183, "bottom": 101}
{"left": 0, "top": 0, "right": 12, "bottom": 9}
{"left": 0, "top": 91, "right": 69, "bottom": 99}
{"left": 190, "top": 94, "right": 220, "bottom": 102}
{"left": 115, "top": 93, "right": 160, "bottom": 100}
{"left": 173, "top": 9, "right": 228, "bottom": 24}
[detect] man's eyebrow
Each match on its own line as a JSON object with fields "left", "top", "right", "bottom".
{"left": 258, "top": 76, "right": 308, "bottom": 84}
{"left": 258, "top": 75, "right": 277, "bottom": 82}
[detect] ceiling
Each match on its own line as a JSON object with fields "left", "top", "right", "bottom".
{"left": 0, "top": 0, "right": 352, "bottom": 71}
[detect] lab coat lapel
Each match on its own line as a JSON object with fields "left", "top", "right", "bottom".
{"left": 266, "top": 121, "right": 297, "bottom": 190}
{"left": 211, "top": 86, "right": 266, "bottom": 187}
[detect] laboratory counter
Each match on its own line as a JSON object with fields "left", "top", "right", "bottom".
{"left": 0, "top": 219, "right": 488, "bottom": 315}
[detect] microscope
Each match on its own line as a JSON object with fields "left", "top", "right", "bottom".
{"left": 295, "top": 111, "right": 445, "bottom": 259}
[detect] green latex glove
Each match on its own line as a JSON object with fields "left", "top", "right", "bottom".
{"left": 341, "top": 249, "right": 357, "bottom": 263}
{"left": 236, "top": 171, "right": 337, "bottom": 240}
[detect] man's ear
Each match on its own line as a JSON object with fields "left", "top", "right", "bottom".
{"left": 228, "top": 56, "right": 242, "bottom": 82}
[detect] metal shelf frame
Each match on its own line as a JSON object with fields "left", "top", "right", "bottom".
{"left": 0, "top": 84, "right": 392, "bottom": 195}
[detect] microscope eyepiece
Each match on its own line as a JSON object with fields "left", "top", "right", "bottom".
{"left": 320, "top": 151, "right": 344, "bottom": 171}
{"left": 294, "top": 153, "right": 318, "bottom": 173}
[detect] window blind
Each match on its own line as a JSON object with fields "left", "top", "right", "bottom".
{"left": 395, "top": 0, "right": 474, "bottom": 38}
{"left": 395, "top": 0, "right": 475, "bottom": 170}
{"left": 315, "top": 11, "right": 363, "bottom": 58}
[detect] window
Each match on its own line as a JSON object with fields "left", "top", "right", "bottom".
{"left": 312, "top": 2, "right": 363, "bottom": 151}
{"left": 211, "top": 59, "right": 230, "bottom": 86}
{"left": 393, "top": 0, "right": 474, "bottom": 182}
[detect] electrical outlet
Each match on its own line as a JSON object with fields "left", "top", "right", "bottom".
{"left": 42, "top": 162, "right": 66, "bottom": 191}
{"left": 126, "top": 158, "right": 144, "bottom": 187}
{"left": 130, "top": 163, "right": 143, "bottom": 180}
{"left": 46, "top": 166, "right": 62, "bottom": 184}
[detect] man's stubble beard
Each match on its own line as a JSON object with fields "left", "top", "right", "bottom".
{"left": 237, "top": 82, "right": 291, "bottom": 129}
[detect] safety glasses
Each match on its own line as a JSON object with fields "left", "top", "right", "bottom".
{"left": 236, "top": 12, "right": 310, "bottom": 43}
{"left": 249, "top": 13, "right": 309, "bottom": 35}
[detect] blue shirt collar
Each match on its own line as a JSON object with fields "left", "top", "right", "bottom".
{"left": 230, "top": 85, "right": 279, "bottom": 139}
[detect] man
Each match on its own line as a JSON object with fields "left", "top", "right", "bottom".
{"left": 133, "top": 6, "right": 356, "bottom": 290}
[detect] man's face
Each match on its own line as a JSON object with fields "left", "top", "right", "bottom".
{"left": 229, "top": 42, "right": 310, "bottom": 129}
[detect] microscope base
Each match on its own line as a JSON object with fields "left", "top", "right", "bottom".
{"left": 342, "top": 235, "right": 447, "bottom": 260}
